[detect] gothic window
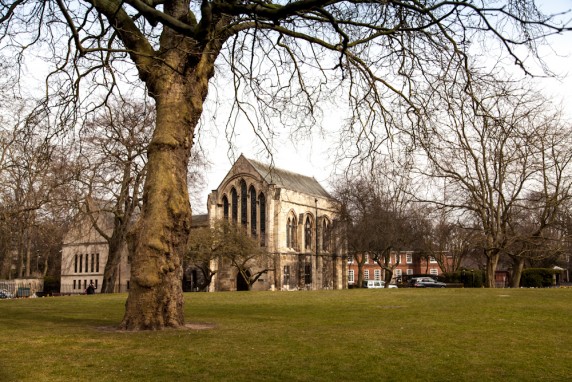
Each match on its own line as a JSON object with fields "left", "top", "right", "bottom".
{"left": 259, "top": 192, "right": 266, "bottom": 246}
{"left": 322, "top": 219, "right": 330, "bottom": 252}
{"left": 305, "top": 216, "right": 313, "bottom": 250}
{"left": 304, "top": 263, "right": 312, "bottom": 285}
{"left": 222, "top": 195, "right": 229, "bottom": 220}
{"left": 231, "top": 188, "right": 238, "bottom": 223}
{"left": 240, "top": 180, "right": 247, "bottom": 227}
{"left": 250, "top": 186, "right": 257, "bottom": 237}
{"left": 286, "top": 213, "right": 297, "bottom": 249}
{"left": 283, "top": 265, "right": 290, "bottom": 287}
{"left": 286, "top": 217, "right": 292, "bottom": 248}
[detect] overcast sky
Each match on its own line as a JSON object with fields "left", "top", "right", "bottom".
{"left": 10, "top": 0, "right": 572, "bottom": 214}
{"left": 194, "top": 0, "right": 572, "bottom": 213}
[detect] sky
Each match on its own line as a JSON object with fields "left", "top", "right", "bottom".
{"left": 194, "top": 0, "right": 572, "bottom": 213}
{"left": 9, "top": 0, "right": 572, "bottom": 214}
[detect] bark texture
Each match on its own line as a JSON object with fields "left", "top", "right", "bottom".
{"left": 119, "top": 27, "right": 219, "bottom": 328}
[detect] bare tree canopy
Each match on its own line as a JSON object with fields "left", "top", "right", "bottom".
{"left": 418, "top": 79, "right": 572, "bottom": 287}
{"left": 1, "top": 0, "right": 570, "bottom": 329}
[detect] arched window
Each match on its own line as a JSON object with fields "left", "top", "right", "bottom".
{"left": 259, "top": 193, "right": 266, "bottom": 246}
{"left": 240, "top": 180, "right": 247, "bottom": 227}
{"left": 222, "top": 195, "right": 229, "bottom": 220}
{"left": 322, "top": 219, "right": 330, "bottom": 251}
{"left": 305, "top": 216, "right": 313, "bottom": 250}
{"left": 286, "top": 217, "right": 292, "bottom": 248}
{"left": 286, "top": 212, "right": 297, "bottom": 249}
{"left": 231, "top": 188, "right": 238, "bottom": 223}
{"left": 250, "top": 186, "right": 257, "bottom": 237}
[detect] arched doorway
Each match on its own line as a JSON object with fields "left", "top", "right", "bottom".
{"left": 237, "top": 270, "right": 251, "bottom": 291}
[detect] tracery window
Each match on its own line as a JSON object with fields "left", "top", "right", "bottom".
{"left": 286, "top": 213, "right": 297, "bottom": 249}
{"left": 259, "top": 193, "right": 266, "bottom": 246}
{"left": 222, "top": 195, "right": 229, "bottom": 220}
{"left": 240, "top": 180, "right": 247, "bottom": 227}
{"left": 322, "top": 219, "right": 331, "bottom": 252}
{"left": 305, "top": 216, "right": 313, "bottom": 250}
{"left": 250, "top": 186, "right": 257, "bottom": 237}
{"left": 231, "top": 188, "right": 238, "bottom": 223}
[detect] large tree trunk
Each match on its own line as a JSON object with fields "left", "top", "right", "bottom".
{"left": 115, "top": 1, "right": 222, "bottom": 327}
{"left": 120, "top": 84, "right": 196, "bottom": 330}
{"left": 509, "top": 256, "right": 525, "bottom": 288}
{"left": 485, "top": 251, "right": 500, "bottom": 288}
{"left": 101, "top": 227, "right": 125, "bottom": 293}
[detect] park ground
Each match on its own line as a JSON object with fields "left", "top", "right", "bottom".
{"left": 0, "top": 288, "right": 571, "bottom": 381}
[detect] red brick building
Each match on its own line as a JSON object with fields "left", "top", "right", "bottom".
{"left": 347, "top": 251, "right": 446, "bottom": 286}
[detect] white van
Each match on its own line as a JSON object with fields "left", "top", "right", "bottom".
{"left": 362, "top": 280, "right": 398, "bottom": 289}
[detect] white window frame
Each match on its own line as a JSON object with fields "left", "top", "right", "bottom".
{"left": 348, "top": 269, "right": 355, "bottom": 284}
{"left": 406, "top": 253, "right": 413, "bottom": 264}
{"left": 364, "top": 270, "right": 370, "bottom": 280}
{"left": 430, "top": 268, "right": 439, "bottom": 275}
{"left": 374, "top": 269, "right": 381, "bottom": 280}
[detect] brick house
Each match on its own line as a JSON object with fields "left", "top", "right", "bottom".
{"left": 347, "top": 251, "right": 445, "bottom": 286}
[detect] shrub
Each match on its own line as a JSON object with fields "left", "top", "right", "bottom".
{"left": 42, "top": 276, "right": 61, "bottom": 295}
{"left": 521, "top": 268, "right": 555, "bottom": 288}
{"left": 442, "top": 270, "right": 484, "bottom": 288}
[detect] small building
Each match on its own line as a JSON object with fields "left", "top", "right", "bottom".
{"left": 60, "top": 212, "right": 130, "bottom": 294}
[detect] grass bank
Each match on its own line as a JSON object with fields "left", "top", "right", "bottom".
{"left": 1, "top": 288, "right": 571, "bottom": 381}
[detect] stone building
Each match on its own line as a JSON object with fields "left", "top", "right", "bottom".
{"left": 202, "top": 155, "right": 346, "bottom": 291}
{"left": 61, "top": 155, "right": 346, "bottom": 293}
{"left": 60, "top": 212, "right": 131, "bottom": 294}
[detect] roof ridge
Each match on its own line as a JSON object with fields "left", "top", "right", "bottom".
{"left": 244, "top": 156, "right": 315, "bottom": 179}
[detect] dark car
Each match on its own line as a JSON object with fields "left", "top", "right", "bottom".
{"left": 412, "top": 277, "right": 446, "bottom": 288}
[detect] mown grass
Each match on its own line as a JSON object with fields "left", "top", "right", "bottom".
{"left": 1, "top": 288, "right": 571, "bottom": 381}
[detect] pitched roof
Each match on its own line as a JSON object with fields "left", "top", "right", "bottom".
{"left": 243, "top": 156, "right": 331, "bottom": 198}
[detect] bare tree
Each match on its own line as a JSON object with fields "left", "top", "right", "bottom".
{"left": 422, "top": 216, "right": 481, "bottom": 274}
{"left": 185, "top": 224, "right": 218, "bottom": 292}
{"left": 335, "top": 162, "right": 427, "bottom": 287}
{"left": 76, "top": 98, "right": 208, "bottom": 293}
{"left": 187, "top": 220, "right": 269, "bottom": 291}
{"left": 418, "top": 79, "right": 572, "bottom": 287}
{"left": 78, "top": 98, "right": 153, "bottom": 293}
{"left": 1, "top": 0, "right": 569, "bottom": 328}
{"left": 0, "top": 104, "right": 77, "bottom": 279}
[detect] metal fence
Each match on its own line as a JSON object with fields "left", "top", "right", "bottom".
{"left": 0, "top": 279, "right": 44, "bottom": 297}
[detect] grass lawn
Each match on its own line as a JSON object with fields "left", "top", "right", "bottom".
{"left": 1, "top": 288, "right": 571, "bottom": 381}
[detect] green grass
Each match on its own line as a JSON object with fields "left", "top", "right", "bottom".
{"left": 1, "top": 289, "right": 571, "bottom": 381}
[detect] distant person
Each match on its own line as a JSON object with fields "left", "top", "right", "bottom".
{"left": 86, "top": 282, "right": 95, "bottom": 295}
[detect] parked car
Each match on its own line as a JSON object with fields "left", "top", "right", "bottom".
{"left": 411, "top": 277, "right": 446, "bottom": 288}
{"left": 0, "top": 288, "right": 13, "bottom": 299}
{"left": 362, "top": 280, "right": 398, "bottom": 289}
